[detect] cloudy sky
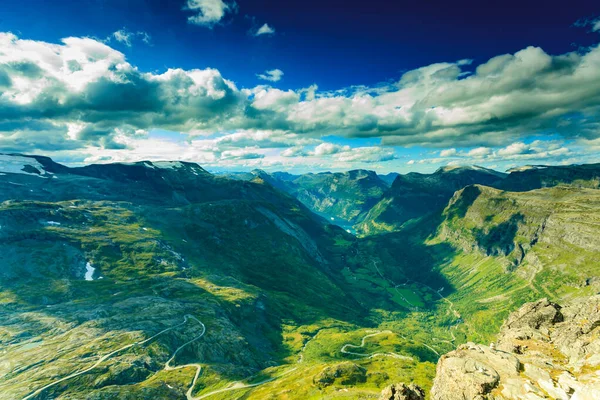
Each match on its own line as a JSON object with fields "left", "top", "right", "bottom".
{"left": 1, "top": 0, "right": 600, "bottom": 173}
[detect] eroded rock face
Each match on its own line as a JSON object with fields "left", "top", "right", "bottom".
{"left": 431, "top": 296, "right": 600, "bottom": 400}
{"left": 379, "top": 383, "right": 425, "bottom": 400}
{"left": 431, "top": 343, "right": 520, "bottom": 400}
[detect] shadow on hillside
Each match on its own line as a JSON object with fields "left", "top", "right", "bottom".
{"left": 354, "top": 212, "right": 459, "bottom": 312}
{"left": 444, "top": 185, "right": 481, "bottom": 220}
{"left": 475, "top": 213, "right": 524, "bottom": 257}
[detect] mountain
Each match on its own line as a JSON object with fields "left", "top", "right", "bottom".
{"left": 379, "top": 172, "right": 400, "bottom": 186}
{"left": 361, "top": 182, "right": 600, "bottom": 344}
{"left": 289, "top": 170, "right": 390, "bottom": 224}
{"left": 500, "top": 163, "right": 600, "bottom": 191}
{"left": 0, "top": 154, "right": 368, "bottom": 399}
{"left": 2, "top": 154, "right": 600, "bottom": 399}
{"left": 223, "top": 169, "right": 390, "bottom": 225}
{"left": 355, "top": 166, "right": 506, "bottom": 235}
{"left": 0, "top": 154, "right": 441, "bottom": 399}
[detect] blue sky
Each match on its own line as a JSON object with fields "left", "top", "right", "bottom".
{"left": 0, "top": 0, "right": 600, "bottom": 173}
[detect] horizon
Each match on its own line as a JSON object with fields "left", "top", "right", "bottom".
{"left": 1, "top": 1, "right": 600, "bottom": 173}
{"left": 3, "top": 151, "right": 593, "bottom": 176}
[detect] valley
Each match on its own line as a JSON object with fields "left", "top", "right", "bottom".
{"left": 0, "top": 155, "right": 599, "bottom": 399}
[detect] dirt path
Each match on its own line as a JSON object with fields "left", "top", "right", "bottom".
{"left": 22, "top": 315, "right": 199, "bottom": 400}
{"left": 341, "top": 330, "right": 414, "bottom": 360}
{"left": 163, "top": 315, "right": 206, "bottom": 400}
{"left": 194, "top": 367, "right": 298, "bottom": 399}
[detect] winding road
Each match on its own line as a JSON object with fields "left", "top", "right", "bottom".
{"left": 367, "top": 260, "right": 454, "bottom": 354}
{"left": 22, "top": 315, "right": 199, "bottom": 400}
{"left": 22, "top": 313, "right": 301, "bottom": 400}
{"left": 195, "top": 367, "right": 298, "bottom": 399}
{"left": 163, "top": 315, "right": 206, "bottom": 400}
{"left": 341, "top": 330, "right": 413, "bottom": 361}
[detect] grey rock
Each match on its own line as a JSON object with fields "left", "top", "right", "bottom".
{"left": 379, "top": 383, "right": 425, "bottom": 400}
{"left": 431, "top": 296, "right": 600, "bottom": 400}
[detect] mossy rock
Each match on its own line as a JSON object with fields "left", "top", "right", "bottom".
{"left": 313, "top": 362, "right": 367, "bottom": 388}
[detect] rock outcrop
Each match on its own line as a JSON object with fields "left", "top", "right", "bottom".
{"left": 379, "top": 383, "right": 425, "bottom": 400}
{"left": 431, "top": 296, "right": 600, "bottom": 400}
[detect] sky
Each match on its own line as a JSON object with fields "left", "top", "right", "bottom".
{"left": 0, "top": 0, "right": 600, "bottom": 173}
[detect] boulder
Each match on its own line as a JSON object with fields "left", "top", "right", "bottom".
{"left": 379, "top": 383, "right": 425, "bottom": 400}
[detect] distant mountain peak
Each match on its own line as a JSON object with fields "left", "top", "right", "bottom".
{"left": 0, "top": 153, "right": 54, "bottom": 177}
{"left": 434, "top": 165, "right": 504, "bottom": 176}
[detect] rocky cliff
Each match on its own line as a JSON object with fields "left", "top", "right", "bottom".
{"left": 431, "top": 296, "right": 600, "bottom": 399}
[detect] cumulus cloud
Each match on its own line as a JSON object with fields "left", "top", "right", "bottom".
{"left": 280, "top": 146, "right": 307, "bottom": 157}
{"left": 253, "top": 23, "right": 275, "bottom": 36}
{"left": 312, "top": 143, "right": 350, "bottom": 156}
{"left": 257, "top": 69, "right": 284, "bottom": 82}
{"left": 468, "top": 147, "right": 492, "bottom": 157}
{"left": 333, "top": 146, "right": 396, "bottom": 163}
{"left": 2, "top": 31, "right": 600, "bottom": 170}
{"left": 185, "top": 0, "right": 235, "bottom": 27}
{"left": 421, "top": 140, "right": 576, "bottom": 170}
{"left": 497, "top": 142, "right": 532, "bottom": 156}
{"left": 215, "top": 129, "right": 316, "bottom": 148}
{"left": 440, "top": 148, "right": 457, "bottom": 157}
{"left": 220, "top": 148, "right": 264, "bottom": 160}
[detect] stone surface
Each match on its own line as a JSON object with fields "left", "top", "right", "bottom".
{"left": 431, "top": 296, "right": 600, "bottom": 400}
{"left": 379, "top": 383, "right": 425, "bottom": 400}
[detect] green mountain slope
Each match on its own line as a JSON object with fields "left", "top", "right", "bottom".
{"left": 500, "top": 163, "right": 600, "bottom": 191}
{"left": 0, "top": 155, "right": 438, "bottom": 399}
{"left": 355, "top": 166, "right": 506, "bottom": 235}
{"left": 224, "top": 169, "right": 390, "bottom": 225}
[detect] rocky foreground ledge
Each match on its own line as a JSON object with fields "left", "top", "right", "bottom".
{"left": 431, "top": 296, "right": 600, "bottom": 399}
{"left": 381, "top": 296, "right": 600, "bottom": 400}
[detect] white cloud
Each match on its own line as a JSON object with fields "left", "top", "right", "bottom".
{"left": 312, "top": 143, "right": 349, "bottom": 156}
{"left": 440, "top": 148, "right": 457, "bottom": 157}
{"left": 185, "top": 0, "right": 234, "bottom": 27}
{"left": 498, "top": 142, "right": 531, "bottom": 156}
{"left": 467, "top": 147, "right": 492, "bottom": 157}
{"left": 257, "top": 68, "right": 284, "bottom": 82}
{"left": 220, "top": 148, "right": 264, "bottom": 160}
{"left": 280, "top": 147, "right": 307, "bottom": 157}
{"left": 108, "top": 28, "right": 151, "bottom": 47}
{"left": 2, "top": 32, "right": 600, "bottom": 171}
{"left": 333, "top": 146, "right": 396, "bottom": 163}
{"left": 113, "top": 29, "right": 133, "bottom": 46}
{"left": 254, "top": 23, "right": 275, "bottom": 36}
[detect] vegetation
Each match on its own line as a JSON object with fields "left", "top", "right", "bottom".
{"left": 0, "top": 155, "right": 599, "bottom": 399}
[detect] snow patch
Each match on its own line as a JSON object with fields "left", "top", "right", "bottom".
{"left": 154, "top": 161, "right": 185, "bottom": 170}
{"left": 0, "top": 154, "right": 47, "bottom": 177}
{"left": 85, "top": 262, "right": 95, "bottom": 281}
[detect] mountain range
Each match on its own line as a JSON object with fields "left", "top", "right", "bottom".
{"left": 1, "top": 153, "right": 599, "bottom": 399}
